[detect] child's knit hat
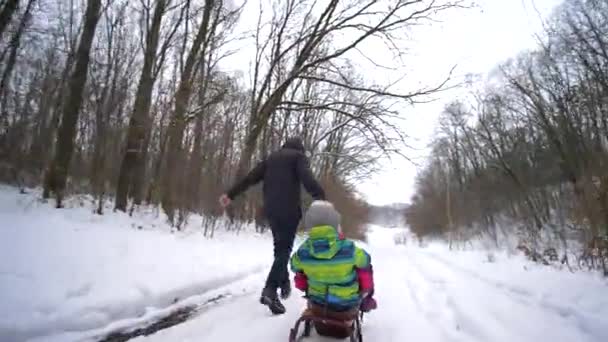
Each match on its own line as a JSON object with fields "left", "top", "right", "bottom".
{"left": 303, "top": 200, "right": 341, "bottom": 231}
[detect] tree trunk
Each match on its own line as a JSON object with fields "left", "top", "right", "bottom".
{"left": 115, "top": 0, "right": 168, "bottom": 211}
{"left": 161, "top": 0, "right": 214, "bottom": 222}
{"left": 0, "top": 0, "right": 35, "bottom": 126}
{"left": 130, "top": 114, "right": 152, "bottom": 205}
{"left": 28, "top": 47, "right": 59, "bottom": 175}
{"left": 0, "top": 0, "right": 19, "bottom": 41}
{"left": 187, "top": 112, "right": 204, "bottom": 209}
{"left": 43, "top": 0, "right": 102, "bottom": 207}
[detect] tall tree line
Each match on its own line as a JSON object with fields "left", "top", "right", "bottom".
{"left": 0, "top": 0, "right": 460, "bottom": 237}
{"left": 406, "top": 0, "right": 608, "bottom": 252}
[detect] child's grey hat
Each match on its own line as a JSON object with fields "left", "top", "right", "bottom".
{"left": 304, "top": 200, "right": 341, "bottom": 231}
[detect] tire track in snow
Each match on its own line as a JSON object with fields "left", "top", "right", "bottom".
{"left": 20, "top": 267, "right": 271, "bottom": 342}
{"left": 405, "top": 248, "right": 493, "bottom": 342}
{"left": 421, "top": 251, "right": 608, "bottom": 340}
{"left": 423, "top": 252, "right": 539, "bottom": 297}
{"left": 126, "top": 282, "right": 312, "bottom": 342}
{"left": 415, "top": 250, "right": 604, "bottom": 342}
{"left": 84, "top": 271, "right": 269, "bottom": 342}
{"left": 408, "top": 249, "right": 542, "bottom": 342}
{"left": 362, "top": 247, "right": 445, "bottom": 342}
{"left": 99, "top": 292, "right": 241, "bottom": 342}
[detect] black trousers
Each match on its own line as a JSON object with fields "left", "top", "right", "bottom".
{"left": 264, "top": 214, "right": 299, "bottom": 292}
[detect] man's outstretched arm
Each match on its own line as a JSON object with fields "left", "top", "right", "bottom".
{"left": 295, "top": 153, "right": 325, "bottom": 200}
{"left": 226, "top": 160, "right": 266, "bottom": 200}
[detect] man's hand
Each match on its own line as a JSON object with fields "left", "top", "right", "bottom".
{"left": 219, "top": 194, "right": 231, "bottom": 208}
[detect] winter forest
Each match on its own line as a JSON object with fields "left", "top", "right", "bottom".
{"left": 0, "top": 0, "right": 465, "bottom": 240}
{"left": 1, "top": 0, "right": 607, "bottom": 260}
{"left": 1, "top": 0, "right": 608, "bottom": 341}
{"left": 405, "top": 0, "right": 608, "bottom": 272}
{"left": 2, "top": 0, "right": 608, "bottom": 263}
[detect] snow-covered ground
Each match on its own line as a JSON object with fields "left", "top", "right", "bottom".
{"left": 131, "top": 226, "right": 608, "bottom": 342}
{"left": 0, "top": 186, "right": 273, "bottom": 342}
{"left": 1, "top": 186, "right": 607, "bottom": 342}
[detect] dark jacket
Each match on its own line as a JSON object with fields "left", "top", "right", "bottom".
{"left": 227, "top": 138, "right": 325, "bottom": 220}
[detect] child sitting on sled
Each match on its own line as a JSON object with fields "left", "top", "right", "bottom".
{"left": 290, "top": 200, "right": 377, "bottom": 318}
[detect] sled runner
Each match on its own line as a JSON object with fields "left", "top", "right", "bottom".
{"left": 289, "top": 301, "right": 364, "bottom": 342}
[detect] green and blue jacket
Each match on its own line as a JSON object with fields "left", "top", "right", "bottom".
{"left": 290, "top": 225, "right": 373, "bottom": 309}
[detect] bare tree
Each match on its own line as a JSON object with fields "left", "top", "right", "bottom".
{"left": 0, "top": 0, "right": 36, "bottom": 126}
{"left": 236, "top": 0, "right": 463, "bottom": 179}
{"left": 0, "top": 0, "right": 470, "bottom": 242}
{"left": 0, "top": 0, "right": 20, "bottom": 41}
{"left": 160, "top": 0, "right": 221, "bottom": 222}
{"left": 407, "top": 0, "right": 608, "bottom": 271}
{"left": 115, "top": 0, "right": 181, "bottom": 211}
{"left": 43, "top": 0, "right": 103, "bottom": 207}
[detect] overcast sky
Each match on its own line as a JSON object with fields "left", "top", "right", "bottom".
{"left": 355, "top": 0, "right": 565, "bottom": 206}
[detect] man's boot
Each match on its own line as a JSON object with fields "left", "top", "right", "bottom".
{"left": 260, "top": 287, "right": 286, "bottom": 315}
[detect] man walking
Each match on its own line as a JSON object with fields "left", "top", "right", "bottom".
{"left": 219, "top": 137, "right": 326, "bottom": 314}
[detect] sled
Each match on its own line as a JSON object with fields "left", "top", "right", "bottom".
{"left": 288, "top": 302, "right": 364, "bottom": 342}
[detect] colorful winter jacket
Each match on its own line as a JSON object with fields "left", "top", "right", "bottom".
{"left": 290, "top": 225, "right": 374, "bottom": 309}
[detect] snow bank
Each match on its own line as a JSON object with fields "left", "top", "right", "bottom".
{"left": 409, "top": 242, "right": 608, "bottom": 342}
{"left": 0, "top": 186, "right": 273, "bottom": 342}
{"left": 428, "top": 240, "right": 605, "bottom": 296}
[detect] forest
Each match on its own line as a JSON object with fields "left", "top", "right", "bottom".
{"left": 2, "top": 2, "right": 608, "bottom": 339}
{"left": 0, "top": 0, "right": 461, "bottom": 239}
{"left": 405, "top": 0, "right": 608, "bottom": 272}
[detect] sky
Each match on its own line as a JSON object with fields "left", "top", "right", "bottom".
{"left": 355, "top": 0, "right": 565, "bottom": 206}
{"left": 221, "top": 0, "right": 565, "bottom": 207}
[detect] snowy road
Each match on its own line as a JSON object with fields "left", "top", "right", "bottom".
{"left": 4, "top": 188, "right": 605, "bottom": 342}
{"left": 131, "top": 227, "right": 608, "bottom": 342}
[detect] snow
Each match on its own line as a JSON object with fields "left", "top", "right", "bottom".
{"left": 402, "top": 242, "right": 608, "bottom": 342}
{"left": 0, "top": 186, "right": 273, "bottom": 342}
{"left": 1, "top": 186, "right": 607, "bottom": 342}
{"left": 132, "top": 225, "right": 608, "bottom": 342}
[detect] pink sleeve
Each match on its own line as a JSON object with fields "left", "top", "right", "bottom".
{"left": 356, "top": 267, "right": 374, "bottom": 292}
{"left": 294, "top": 272, "right": 308, "bottom": 291}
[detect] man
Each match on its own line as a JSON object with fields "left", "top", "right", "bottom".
{"left": 219, "top": 137, "right": 325, "bottom": 315}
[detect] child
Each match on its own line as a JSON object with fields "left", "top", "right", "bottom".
{"left": 290, "top": 200, "right": 377, "bottom": 317}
